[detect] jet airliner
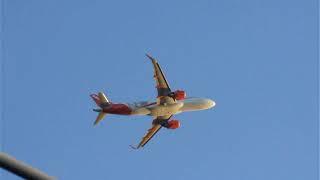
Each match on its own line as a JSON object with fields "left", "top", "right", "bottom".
{"left": 91, "top": 54, "right": 215, "bottom": 149}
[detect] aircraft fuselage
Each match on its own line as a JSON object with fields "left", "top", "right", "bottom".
{"left": 102, "top": 97, "right": 215, "bottom": 117}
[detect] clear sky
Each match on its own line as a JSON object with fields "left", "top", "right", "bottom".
{"left": 1, "top": 0, "right": 318, "bottom": 179}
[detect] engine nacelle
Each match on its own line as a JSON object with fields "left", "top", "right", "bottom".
{"left": 167, "top": 120, "right": 180, "bottom": 129}
{"left": 173, "top": 90, "right": 186, "bottom": 100}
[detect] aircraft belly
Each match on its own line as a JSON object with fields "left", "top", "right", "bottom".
{"left": 130, "top": 107, "right": 151, "bottom": 115}
{"left": 180, "top": 103, "right": 201, "bottom": 111}
{"left": 148, "top": 102, "right": 183, "bottom": 116}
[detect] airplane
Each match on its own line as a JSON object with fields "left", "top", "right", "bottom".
{"left": 90, "top": 54, "right": 216, "bottom": 149}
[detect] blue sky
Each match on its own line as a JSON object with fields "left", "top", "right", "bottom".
{"left": 1, "top": 0, "right": 318, "bottom": 179}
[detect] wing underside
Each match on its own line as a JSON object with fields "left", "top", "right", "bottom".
{"left": 135, "top": 124, "right": 162, "bottom": 149}
{"left": 133, "top": 115, "right": 172, "bottom": 149}
{"left": 146, "top": 54, "right": 175, "bottom": 105}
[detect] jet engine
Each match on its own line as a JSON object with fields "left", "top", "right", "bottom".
{"left": 173, "top": 90, "right": 186, "bottom": 100}
{"left": 167, "top": 120, "right": 180, "bottom": 129}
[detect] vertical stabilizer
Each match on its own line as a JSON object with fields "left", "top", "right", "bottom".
{"left": 90, "top": 92, "right": 110, "bottom": 125}
{"left": 98, "top": 92, "right": 109, "bottom": 104}
{"left": 90, "top": 92, "right": 110, "bottom": 107}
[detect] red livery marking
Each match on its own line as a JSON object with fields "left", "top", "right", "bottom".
{"left": 90, "top": 94, "right": 101, "bottom": 106}
{"left": 103, "top": 104, "right": 132, "bottom": 115}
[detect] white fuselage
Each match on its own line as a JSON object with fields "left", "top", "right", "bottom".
{"left": 129, "top": 98, "right": 215, "bottom": 117}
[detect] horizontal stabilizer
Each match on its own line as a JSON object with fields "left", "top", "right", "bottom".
{"left": 94, "top": 112, "right": 107, "bottom": 125}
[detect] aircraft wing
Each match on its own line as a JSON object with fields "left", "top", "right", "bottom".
{"left": 132, "top": 115, "right": 172, "bottom": 149}
{"left": 146, "top": 54, "right": 175, "bottom": 104}
{"left": 133, "top": 124, "right": 162, "bottom": 149}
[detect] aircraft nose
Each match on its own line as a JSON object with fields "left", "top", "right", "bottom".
{"left": 206, "top": 99, "right": 216, "bottom": 108}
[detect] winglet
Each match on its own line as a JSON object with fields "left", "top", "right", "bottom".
{"left": 129, "top": 145, "right": 139, "bottom": 150}
{"left": 146, "top": 53, "right": 156, "bottom": 62}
